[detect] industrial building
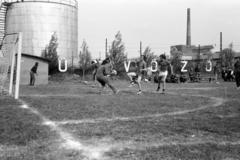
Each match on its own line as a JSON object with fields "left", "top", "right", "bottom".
{"left": 0, "top": 0, "right": 78, "bottom": 85}
{"left": 170, "top": 8, "right": 214, "bottom": 61}
{"left": 20, "top": 53, "right": 49, "bottom": 85}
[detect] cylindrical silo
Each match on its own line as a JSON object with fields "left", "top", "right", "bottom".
{"left": 5, "top": 0, "right": 78, "bottom": 65}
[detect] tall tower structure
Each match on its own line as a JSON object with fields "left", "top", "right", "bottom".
{"left": 186, "top": 8, "right": 191, "bottom": 47}
{"left": 1, "top": 0, "right": 78, "bottom": 65}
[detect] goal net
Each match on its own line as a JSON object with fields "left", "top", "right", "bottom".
{"left": 0, "top": 32, "right": 22, "bottom": 99}
{"left": 0, "top": 49, "right": 9, "bottom": 95}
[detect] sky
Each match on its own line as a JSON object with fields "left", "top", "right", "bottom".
{"left": 78, "top": 0, "right": 240, "bottom": 59}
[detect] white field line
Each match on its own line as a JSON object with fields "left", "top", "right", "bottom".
{"left": 7, "top": 87, "right": 236, "bottom": 159}
{"left": 55, "top": 93, "right": 225, "bottom": 125}
{"left": 20, "top": 94, "right": 86, "bottom": 98}
{"left": 107, "top": 139, "right": 240, "bottom": 152}
{"left": 16, "top": 99, "right": 112, "bottom": 160}
{"left": 169, "top": 87, "right": 218, "bottom": 90}
{"left": 19, "top": 86, "right": 219, "bottom": 98}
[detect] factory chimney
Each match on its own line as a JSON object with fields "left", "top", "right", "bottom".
{"left": 186, "top": 8, "right": 191, "bottom": 47}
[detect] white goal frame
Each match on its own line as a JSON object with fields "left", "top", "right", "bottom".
{"left": 0, "top": 32, "right": 22, "bottom": 99}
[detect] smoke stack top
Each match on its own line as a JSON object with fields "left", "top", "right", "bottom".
{"left": 186, "top": 8, "right": 191, "bottom": 47}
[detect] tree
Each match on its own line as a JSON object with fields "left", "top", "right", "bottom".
{"left": 79, "top": 40, "right": 92, "bottom": 80}
{"left": 109, "top": 31, "right": 127, "bottom": 72}
{"left": 42, "top": 32, "right": 59, "bottom": 74}
{"left": 170, "top": 46, "right": 183, "bottom": 74}
{"left": 221, "top": 43, "right": 235, "bottom": 68}
{"left": 142, "top": 46, "right": 156, "bottom": 67}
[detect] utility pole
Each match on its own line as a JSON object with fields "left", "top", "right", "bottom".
{"left": 99, "top": 52, "right": 101, "bottom": 60}
{"left": 140, "top": 41, "right": 142, "bottom": 56}
{"left": 220, "top": 32, "right": 222, "bottom": 52}
{"left": 105, "top": 38, "right": 108, "bottom": 58}
{"left": 198, "top": 44, "right": 201, "bottom": 64}
{"left": 72, "top": 51, "right": 74, "bottom": 74}
{"left": 220, "top": 32, "right": 223, "bottom": 67}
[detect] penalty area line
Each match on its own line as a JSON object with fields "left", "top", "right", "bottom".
{"left": 12, "top": 98, "right": 109, "bottom": 160}
{"left": 55, "top": 94, "right": 225, "bottom": 125}
{"left": 107, "top": 139, "right": 240, "bottom": 152}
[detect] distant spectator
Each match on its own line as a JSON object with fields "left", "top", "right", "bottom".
{"left": 180, "top": 73, "right": 188, "bottom": 83}
{"left": 213, "top": 64, "right": 221, "bottom": 84}
{"left": 189, "top": 68, "right": 195, "bottom": 82}
{"left": 221, "top": 67, "right": 227, "bottom": 81}
{"left": 30, "top": 62, "right": 38, "bottom": 86}
{"left": 227, "top": 68, "right": 235, "bottom": 81}
{"left": 234, "top": 58, "right": 240, "bottom": 89}
{"left": 194, "top": 64, "right": 201, "bottom": 82}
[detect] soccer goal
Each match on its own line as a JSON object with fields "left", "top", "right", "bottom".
{"left": 0, "top": 32, "right": 22, "bottom": 99}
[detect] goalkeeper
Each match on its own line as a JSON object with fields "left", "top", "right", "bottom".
{"left": 96, "top": 58, "right": 118, "bottom": 94}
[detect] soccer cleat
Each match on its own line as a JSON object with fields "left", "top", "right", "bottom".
{"left": 137, "top": 90, "right": 142, "bottom": 95}
{"left": 114, "top": 90, "right": 120, "bottom": 94}
{"left": 156, "top": 87, "right": 160, "bottom": 92}
{"left": 161, "top": 89, "right": 165, "bottom": 94}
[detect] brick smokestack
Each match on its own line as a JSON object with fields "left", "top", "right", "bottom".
{"left": 186, "top": 8, "right": 191, "bottom": 47}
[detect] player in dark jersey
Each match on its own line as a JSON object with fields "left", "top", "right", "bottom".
{"left": 96, "top": 58, "right": 118, "bottom": 94}
{"left": 156, "top": 54, "right": 172, "bottom": 94}
{"left": 234, "top": 57, "right": 240, "bottom": 89}
{"left": 91, "top": 60, "right": 100, "bottom": 82}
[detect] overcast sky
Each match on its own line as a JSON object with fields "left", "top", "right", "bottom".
{"left": 78, "top": 0, "right": 240, "bottom": 59}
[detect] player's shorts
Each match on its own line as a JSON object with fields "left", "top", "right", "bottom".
{"left": 128, "top": 72, "right": 139, "bottom": 79}
{"left": 96, "top": 76, "right": 109, "bottom": 86}
{"left": 158, "top": 71, "right": 168, "bottom": 82}
{"left": 127, "top": 72, "right": 137, "bottom": 77}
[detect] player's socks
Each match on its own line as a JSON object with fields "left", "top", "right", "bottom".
{"left": 162, "top": 89, "right": 165, "bottom": 94}
{"left": 137, "top": 90, "right": 142, "bottom": 95}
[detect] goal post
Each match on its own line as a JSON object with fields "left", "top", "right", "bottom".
{"left": 14, "top": 32, "right": 22, "bottom": 99}
{"left": 0, "top": 32, "right": 22, "bottom": 99}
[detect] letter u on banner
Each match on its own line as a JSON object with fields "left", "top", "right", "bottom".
{"left": 206, "top": 60, "right": 212, "bottom": 72}
{"left": 58, "top": 58, "right": 68, "bottom": 72}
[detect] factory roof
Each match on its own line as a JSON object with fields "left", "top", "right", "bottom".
{"left": 19, "top": 53, "right": 50, "bottom": 63}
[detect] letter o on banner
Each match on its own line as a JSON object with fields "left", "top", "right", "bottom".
{"left": 150, "top": 60, "right": 158, "bottom": 72}
{"left": 206, "top": 60, "right": 212, "bottom": 72}
{"left": 58, "top": 58, "right": 68, "bottom": 72}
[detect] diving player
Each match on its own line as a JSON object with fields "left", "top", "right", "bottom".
{"left": 91, "top": 60, "right": 100, "bottom": 82}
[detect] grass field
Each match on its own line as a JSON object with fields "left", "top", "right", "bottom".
{"left": 0, "top": 80, "right": 240, "bottom": 160}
